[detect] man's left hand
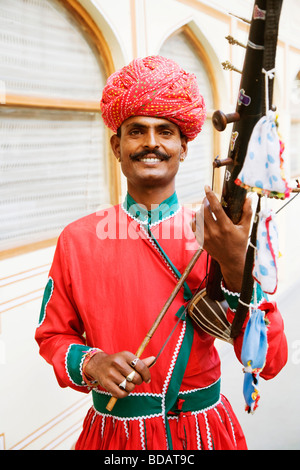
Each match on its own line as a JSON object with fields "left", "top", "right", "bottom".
{"left": 192, "top": 185, "right": 253, "bottom": 293}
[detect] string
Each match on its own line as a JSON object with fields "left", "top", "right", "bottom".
{"left": 204, "top": 160, "right": 218, "bottom": 286}
{"left": 262, "top": 68, "right": 275, "bottom": 114}
{"left": 275, "top": 191, "right": 300, "bottom": 215}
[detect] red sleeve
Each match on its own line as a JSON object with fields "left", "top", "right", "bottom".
{"left": 227, "top": 300, "right": 288, "bottom": 380}
{"left": 35, "top": 230, "right": 91, "bottom": 393}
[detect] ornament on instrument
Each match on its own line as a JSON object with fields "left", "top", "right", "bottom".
{"left": 241, "top": 284, "right": 268, "bottom": 413}
{"left": 238, "top": 88, "right": 251, "bottom": 106}
{"left": 252, "top": 209, "right": 279, "bottom": 294}
{"left": 253, "top": 4, "right": 266, "bottom": 20}
{"left": 235, "top": 67, "right": 290, "bottom": 199}
{"left": 235, "top": 109, "right": 290, "bottom": 199}
{"left": 240, "top": 286, "right": 268, "bottom": 413}
{"left": 230, "top": 131, "right": 239, "bottom": 151}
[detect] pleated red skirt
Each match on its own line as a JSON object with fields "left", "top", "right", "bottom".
{"left": 75, "top": 394, "right": 247, "bottom": 450}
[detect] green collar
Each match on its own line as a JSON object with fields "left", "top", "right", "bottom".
{"left": 123, "top": 192, "right": 180, "bottom": 227}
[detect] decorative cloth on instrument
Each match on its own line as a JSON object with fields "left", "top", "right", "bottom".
{"left": 252, "top": 209, "right": 279, "bottom": 294}
{"left": 100, "top": 55, "right": 206, "bottom": 141}
{"left": 240, "top": 303, "right": 268, "bottom": 414}
{"left": 235, "top": 110, "right": 290, "bottom": 199}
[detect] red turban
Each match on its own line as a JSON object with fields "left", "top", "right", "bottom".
{"left": 100, "top": 56, "right": 206, "bottom": 141}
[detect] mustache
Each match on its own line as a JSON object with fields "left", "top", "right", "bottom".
{"left": 129, "top": 149, "right": 171, "bottom": 161}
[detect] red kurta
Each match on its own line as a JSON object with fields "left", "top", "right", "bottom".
{"left": 35, "top": 193, "right": 287, "bottom": 450}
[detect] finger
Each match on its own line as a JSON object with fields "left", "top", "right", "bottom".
{"left": 190, "top": 208, "right": 205, "bottom": 247}
{"left": 118, "top": 354, "right": 154, "bottom": 386}
{"left": 122, "top": 367, "right": 142, "bottom": 386}
{"left": 118, "top": 377, "right": 135, "bottom": 394}
{"left": 107, "top": 352, "right": 154, "bottom": 389}
{"left": 203, "top": 198, "right": 217, "bottom": 225}
{"left": 133, "top": 356, "right": 154, "bottom": 384}
{"left": 126, "top": 370, "right": 136, "bottom": 382}
{"left": 103, "top": 371, "right": 135, "bottom": 398}
{"left": 143, "top": 356, "right": 156, "bottom": 368}
{"left": 117, "top": 355, "right": 155, "bottom": 396}
{"left": 203, "top": 186, "right": 228, "bottom": 225}
{"left": 238, "top": 197, "right": 253, "bottom": 229}
{"left": 112, "top": 354, "right": 142, "bottom": 386}
{"left": 191, "top": 205, "right": 204, "bottom": 231}
{"left": 110, "top": 356, "right": 154, "bottom": 398}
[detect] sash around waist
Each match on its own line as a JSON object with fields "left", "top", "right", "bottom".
{"left": 92, "top": 379, "right": 221, "bottom": 419}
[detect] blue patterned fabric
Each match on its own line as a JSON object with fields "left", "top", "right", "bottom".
{"left": 235, "top": 110, "right": 290, "bottom": 199}
{"left": 241, "top": 307, "right": 268, "bottom": 413}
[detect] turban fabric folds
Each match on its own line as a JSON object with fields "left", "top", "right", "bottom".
{"left": 100, "top": 56, "right": 206, "bottom": 141}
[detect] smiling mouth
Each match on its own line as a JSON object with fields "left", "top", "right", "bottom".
{"left": 139, "top": 157, "right": 162, "bottom": 163}
{"left": 130, "top": 150, "right": 171, "bottom": 162}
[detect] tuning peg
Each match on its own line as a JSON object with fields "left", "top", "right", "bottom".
{"left": 212, "top": 110, "right": 240, "bottom": 131}
{"left": 228, "top": 12, "right": 251, "bottom": 24}
{"left": 213, "top": 156, "right": 234, "bottom": 168}
{"left": 225, "top": 35, "right": 247, "bottom": 48}
{"left": 222, "top": 61, "right": 242, "bottom": 74}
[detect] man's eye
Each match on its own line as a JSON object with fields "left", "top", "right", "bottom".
{"left": 129, "top": 129, "right": 142, "bottom": 135}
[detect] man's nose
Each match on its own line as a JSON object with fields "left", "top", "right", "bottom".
{"left": 143, "top": 130, "right": 159, "bottom": 148}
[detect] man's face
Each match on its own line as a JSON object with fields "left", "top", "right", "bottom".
{"left": 110, "top": 116, "right": 188, "bottom": 194}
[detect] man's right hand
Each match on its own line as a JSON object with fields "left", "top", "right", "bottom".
{"left": 84, "top": 350, "right": 155, "bottom": 398}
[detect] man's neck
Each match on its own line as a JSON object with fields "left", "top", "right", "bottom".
{"left": 126, "top": 185, "right": 175, "bottom": 211}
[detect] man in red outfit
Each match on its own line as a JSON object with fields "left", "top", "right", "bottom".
{"left": 35, "top": 56, "right": 287, "bottom": 450}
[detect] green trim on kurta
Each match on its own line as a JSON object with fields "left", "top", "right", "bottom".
{"left": 94, "top": 391, "right": 163, "bottom": 418}
{"left": 66, "top": 344, "right": 93, "bottom": 387}
{"left": 93, "top": 379, "right": 220, "bottom": 418}
{"left": 222, "top": 280, "right": 266, "bottom": 311}
{"left": 171, "top": 379, "right": 221, "bottom": 413}
{"left": 38, "top": 277, "right": 54, "bottom": 326}
{"left": 124, "top": 191, "right": 180, "bottom": 226}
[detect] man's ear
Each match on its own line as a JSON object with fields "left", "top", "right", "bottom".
{"left": 110, "top": 134, "right": 121, "bottom": 161}
{"left": 180, "top": 136, "right": 188, "bottom": 161}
